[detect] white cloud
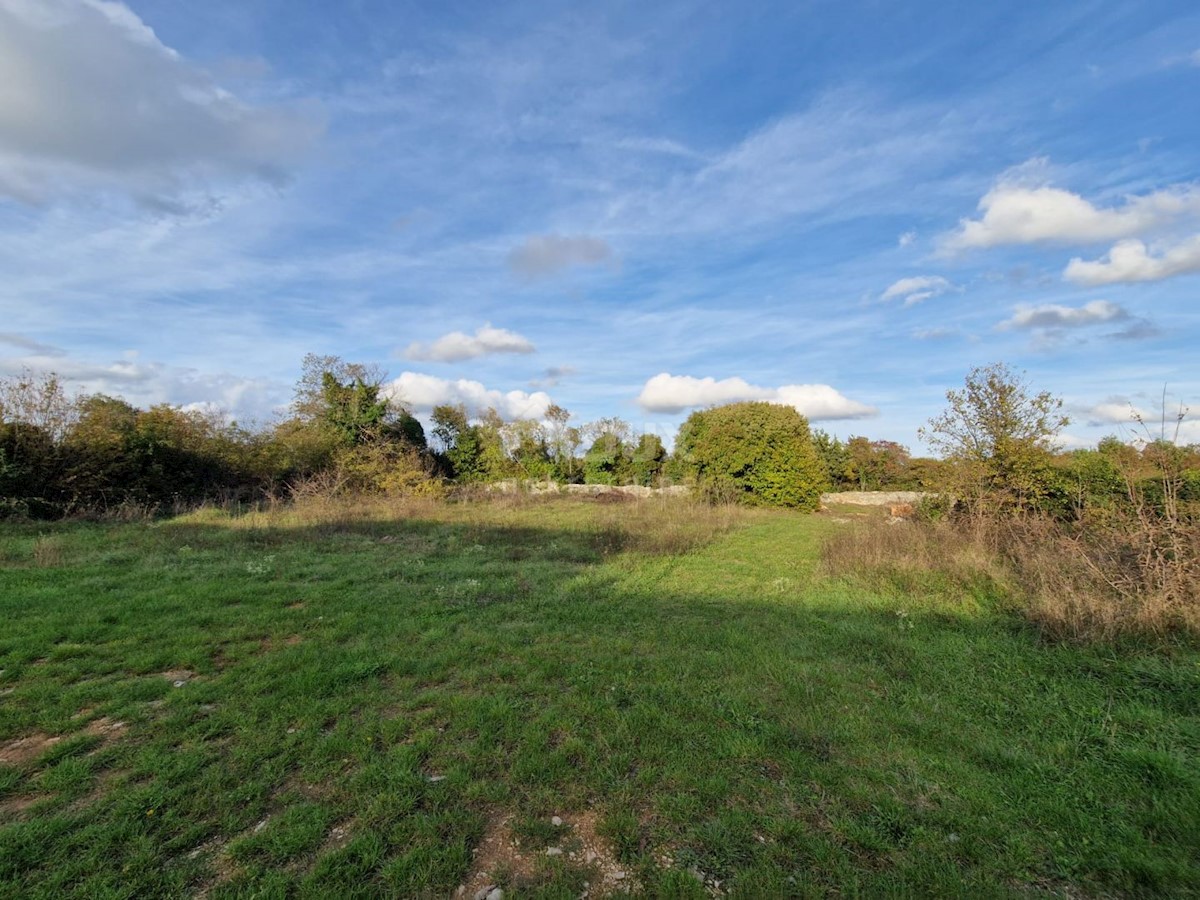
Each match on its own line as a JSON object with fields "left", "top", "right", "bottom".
{"left": 0, "top": 344, "right": 282, "bottom": 423}
{"left": 880, "top": 275, "right": 954, "bottom": 306}
{"left": 404, "top": 324, "right": 535, "bottom": 363}
{"left": 941, "top": 174, "right": 1200, "bottom": 252}
{"left": 508, "top": 234, "right": 614, "bottom": 278}
{"left": 387, "top": 372, "right": 552, "bottom": 420}
{"left": 0, "top": 0, "right": 320, "bottom": 205}
{"left": 1064, "top": 235, "right": 1200, "bottom": 285}
{"left": 898, "top": 231, "right": 916, "bottom": 247}
{"left": 1051, "top": 433, "right": 1095, "bottom": 451}
{"left": 997, "top": 300, "right": 1128, "bottom": 331}
{"left": 635, "top": 373, "right": 876, "bottom": 420}
{"left": 1085, "top": 401, "right": 1147, "bottom": 427}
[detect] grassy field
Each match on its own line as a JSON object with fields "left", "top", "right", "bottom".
{"left": 1, "top": 496, "right": 1198, "bottom": 898}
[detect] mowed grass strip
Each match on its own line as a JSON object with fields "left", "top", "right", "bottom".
{"left": 0, "top": 497, "right": 1197, "bottom": 898}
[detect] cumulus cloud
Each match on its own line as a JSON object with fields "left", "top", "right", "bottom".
{"left": 508, "top": 234, "right": 614, "bottom": 278}
{"left": 941, "top": 176, "right": 1200, "bottom": 252}
{"left": 1064, "top": 235, "right": 1200, "bottom": 285}
{"left": 404, "top": 324, "right": 535, "bottom": 363}
{"left": 997, "top": 300, "right": 1128, "bottom": 331}
{"left": 0, "top": 0, "right": 320, "bottom": 205}
{"left": 387, "top": 372, "right": 552, "bottom": 420}
{"left": 897, "top": 231, "right": 916, "bottom": 247}
{"left": 635, "top": 373, "right": 876, "bottom": 420}
{"left": 880, "top": 275, "right": 954, "bottom": 306}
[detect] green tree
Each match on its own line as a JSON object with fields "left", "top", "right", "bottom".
{"left": 675, "top": 401, "right": 826, "bottom": 509}
{"left": 630, "top": 433, "right": 667, "bottom": 486}
{"left": 545, "top": 404, "right": 582, "bottom": 482}
{"left": 504, "top": 418, "right": 553, "bottom": 480}
{"left": 811, "top": 429, "right": 848, "bottom": 489}
{"left": 919, "top": 363, "right": 1068, "bottom": 514}
{"left": 583, "top": 432, "right": 628, "bottom": 485}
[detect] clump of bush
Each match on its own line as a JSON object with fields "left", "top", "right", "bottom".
{"left": 675, "top": 401, "right": 827, "bottom": 509}
{"left": 826, "top": 364, "right": 1200, "bottom": 644}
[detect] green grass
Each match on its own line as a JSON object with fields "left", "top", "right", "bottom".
{"left": 1, "top": 497, "right": 1198, "bottom": 898}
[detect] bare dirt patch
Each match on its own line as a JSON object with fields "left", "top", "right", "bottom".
{"left": 0, "top": 794, "right": 43, "bottom": 817}
{"left": 83, "top": 716, "right": 129, "bottom": 746}
{"left": 0, "top": 732, "right": 62, "bottom": 766}
{"left": 461, "top": 814, "right": 536, "bottom": 897}
{"left": 190, "top": 837, "right": 239, "bottom": 900}
{"left": 318, "top": 818, "right": 355, "bottom": 854}
{"left": 260, "top": 634, "right": 305, "bottom": 653}
{"left": 460, "top": 810, "right": 636, "bottom": 898}
{"left": 562, "top": 810, "right": 637, "bottom": 897}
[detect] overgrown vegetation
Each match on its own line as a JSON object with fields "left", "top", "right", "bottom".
{"left": 3, "top": 358, "right": 1197, "bottom": 646}
{"left": 2, "top": 496, "right": 1197, "bottom": 897}
{"left": 830, "top": 365, "right": 1200, "bottom": 644}
{"left": 674, "top": 401, "right": 827, "bottom": 509}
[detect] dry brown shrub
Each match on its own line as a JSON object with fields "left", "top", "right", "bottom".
{"left": 32, "top": 534, "right": 64, "bottom": 568}
{"left": 1009, "top": 513, "right": 1200, "bottom": 642}
{"left": 823, "top": 511, "right": 1200, "bottom": 644}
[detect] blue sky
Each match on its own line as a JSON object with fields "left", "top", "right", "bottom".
{"left": 1, "top": 0, "right": 1199, "bottom": 450}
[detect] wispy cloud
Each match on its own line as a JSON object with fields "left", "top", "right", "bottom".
{"left": 881, "top": 275, "right": 955, "bottom": 306}
{"left": 0, "top": 332, "right": 65, "bottom": 357}
{"left": 508, "top": 235, "right": 615, "bottom": 278}
{"left": 912, "top": 327, "right": 968, "bottom": 341}
{"left": 404, "top": 324, "right": 535, "bottom": 363}
{"left": 530, "top": 365, "right": 576, "bottom": 389}
{"left": 635, "top": 373, "right": 875, "bottom": 420}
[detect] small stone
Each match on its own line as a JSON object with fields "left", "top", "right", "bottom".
{"left": 551, "top": 815, "right": 563, "bottom": 827}
{"left": 546, "top": 847, "right": 563, "bottom": 857}
{"left": 253, "top": 819, "right": 269, "bottom": 833}
{"left": 287, "top": 727, "right": 296, "bottom": 734}
{"left": 173, "top": 680, "right": 186, "bottom": 688}
{"left": 485, "top": 889, "right": 504, "bottom": 900}
{"left": 473, "top": 887, "right": 493, "bottom": 900}
{"left": 613, "top": 871, "right": 625, "bottom": 880}
{"left": 584, "top": 850, "right": 597, "bottom": 864}
{"left": 427, "top": 774, "right": 446, "bottom": 783}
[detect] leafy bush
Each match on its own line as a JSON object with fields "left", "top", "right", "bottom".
{"left": 675, "top": 401, "right": 826, "bottom": 509}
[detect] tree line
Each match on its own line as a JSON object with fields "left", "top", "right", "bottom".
{"left": 1, "top": 356, "right": 1196, "bottom": 519}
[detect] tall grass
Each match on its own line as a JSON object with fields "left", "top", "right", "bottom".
{"left": 179, "top": 490, "right": 753, "bottom": 560}
{"left": 823, "top": 509, "right": 1200, "bottom": 644}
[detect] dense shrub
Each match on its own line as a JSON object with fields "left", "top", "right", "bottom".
{"left": 675, "top": 401, "right": 827, "bottom": 509}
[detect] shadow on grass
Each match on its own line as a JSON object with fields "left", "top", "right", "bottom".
{"left": 1, "top": 507, "right": 1198, "bottom": 898}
